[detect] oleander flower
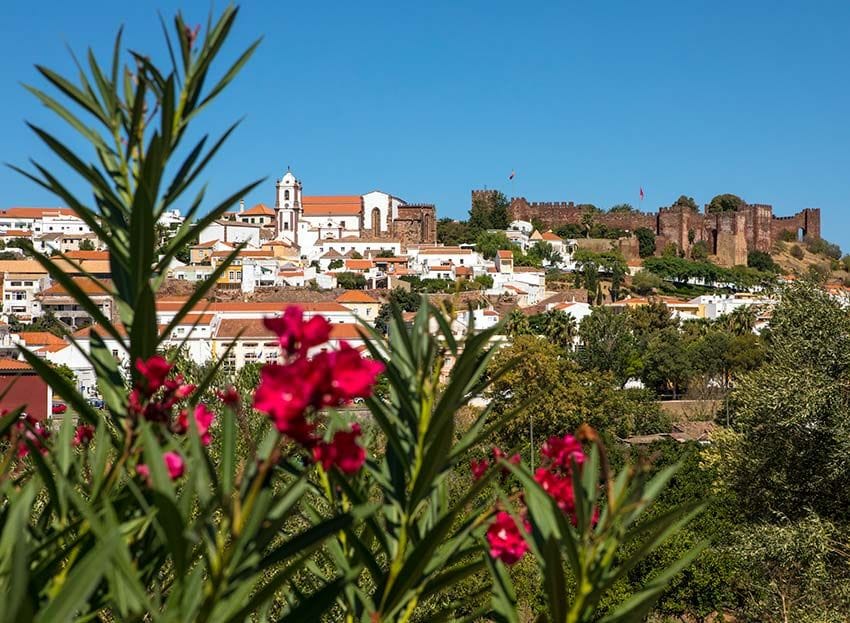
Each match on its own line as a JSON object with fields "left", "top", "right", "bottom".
{"left": 175, "top": 403, "right": 215, "bottom": 445}
{"left": 264, "top": 306, "right": 331, "bottom": 356}
{"left": 73, "top": 424, "right": 95, "bottom": 447}
{"left": 312, "top": 423, "right": 366, "bottom": 474}
{"left": 135, "top": 355, "right": 172, "bottom": 395}
{"left": 486, "top": 511, "right": 530, "bottom": 565}
{"left": 470, "top": 458, "right": 489, "bottom": 480}
{"left": 541, "top": 434, "right": 585, "bottom": 471}
{"left": 163, "top": 451, "right": 185, "bottom": 479}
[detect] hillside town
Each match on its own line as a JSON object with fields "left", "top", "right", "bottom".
{"left": 0, "top": 171, "right": 845, "bottom": 419}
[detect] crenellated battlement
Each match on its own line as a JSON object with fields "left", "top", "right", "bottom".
{"left": 497, "top": 192, "right": 821, "bottom": 266}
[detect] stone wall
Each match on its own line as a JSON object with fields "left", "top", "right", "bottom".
{"left": 392, "top": 204, "right": 437, "bottom": 247}
{"left": 496, "top": 190, "right": 822, "bottom": 265}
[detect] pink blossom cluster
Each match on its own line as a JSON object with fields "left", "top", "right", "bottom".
{"left": 131, "top": 354, "right": 218, "bottom": 481}
{"left": 253, "top": 307, "right": 383, "bottom": 474}
{"left": 484, "top": 433, "right": 589, "bottom": 565}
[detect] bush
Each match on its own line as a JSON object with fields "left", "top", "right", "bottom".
{"left": 747, "top": 250, "right": 780, "bottom": 273}
{"left": 690, "top": 240, "right": 709, "bottom": 261}
{"left": 632, "top": 270, "right": 664, "bottom": 295}
{"left": 635, "top": 227, "right": 656, "bottom": 258}
{"left": 335, "top": 270, "right": 366, "bottom": 289}
{"left": 790, "top": 244, "right": 805, "bottom": 260}
{"left": 805, "top": 236, "right": 842, "bottom": 259}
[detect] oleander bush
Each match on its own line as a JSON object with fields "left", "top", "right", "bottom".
{"left": 0, "top": 7, "right": 702, "bottom": 622}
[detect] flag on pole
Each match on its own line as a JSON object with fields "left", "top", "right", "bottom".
{"left": 639, "top": 186, "right": 645, "bottom": 201}
{"left": 508, "top": 170, "right": 515, "bottom": 180}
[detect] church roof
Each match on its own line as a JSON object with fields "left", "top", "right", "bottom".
{"left": 242, "top": 203, "right": 275, "bottom": 216}
{"left": 320, "top": 249, "right": 344, "bottom": 259}
{"left": 302, "top": 196, "right": 362, "bottom": 216}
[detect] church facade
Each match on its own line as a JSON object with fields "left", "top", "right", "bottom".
{"left": 273, "top": 170, "right": 436, "bottom": 256}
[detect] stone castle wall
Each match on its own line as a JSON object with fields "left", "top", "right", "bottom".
{"left": 499, "top": 192, "right": 821, "bottom": 266}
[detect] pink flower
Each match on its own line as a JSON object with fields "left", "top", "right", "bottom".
{"left": 327, "top": 343, "right": 384, "bottom": 401}
{"left": 253, "top": 361, "right": 317, "bottom": 444}
{"left": 264, "top": 306, "right": 331, "bottom": 355}
{"left": 176, "top": 404, "right": 215, "bottom": 445}
{"left": 534, "top": 467, "right": 576, "bottom": 516}
{"left": 312, "top": 424, "right": 366, "bottom": 474}
{"left": 163, "top": 451, "right": 185, "bottom": 480}
{"left": 135, "top": 355, "right": 172, "bottom": 395}
{"left": 217, "top": 386, "right": 240, "bottom": 408}
{"left": 193, "top": 404, "right": 215, "bottom": 445}
{"left": 541, "top": 434, "right": 585, "bottom": 471}
{"left": 136, "top": 463, "right": 150, "bottom": 479}
{"left": 486, "top": 511, "right": 530, "bottom": 565}
{"left": 73, "top": 424, "right": 95, "bottom": 447}
{"left": 492, "top": 447, "right": 521, "bottom": 466}
{"left": 16, "top": 415, "right": 49, "bottom": 457}
{"left": 470, "top": 458, "right": 489, "bottom": 480}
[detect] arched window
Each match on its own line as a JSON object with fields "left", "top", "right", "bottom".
{"left": 284, "top": 189, "right": 290, "bottom": 200}
{"left": 371, "top": 207, "right": 381, "bottom": 233}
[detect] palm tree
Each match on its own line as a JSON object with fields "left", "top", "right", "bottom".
{"left": 581, "top": 212, "right": 595, "bottom": 238}
{"left": 726, "top": 305, "right": 758, "bottom": 335}
{"left": 544, "top": 309, "right": 580, "bottom": 352}
{"left": 504, "top": 309, "right": 531, "bottom": 337}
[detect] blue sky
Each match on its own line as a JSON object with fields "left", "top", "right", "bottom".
{"left": 1, "top": 1, "right": 848, "bottom": 250}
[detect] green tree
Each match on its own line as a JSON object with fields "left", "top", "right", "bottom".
{"left": 707, "top": 193, "right": 745, "bottom": 213}
{"left": 475, "top": 230, "right": 513, "bottom": 259}
{"left": 580, "top": 211, "right": 595, "bottom": 238}
{"left": 711, "top": 281, "right": 850, "bottom": 521}
{"left": 747, "top": 250, "right": 780, "bottom": 272}
{"left": 723, "top": 305, "right": 757, "bottom": 335}
{"left": 328, "top": 258, "right": 344, "bottom": 269}
{"left": 672, "top": 195, "right": 699, "bottom": 211}
{"left": 468, "top": 190, "right": 509, "bottom": 232}
{"left": 79, "top": 238, "right": 96, "bottom": 251}
{"left": 543, "top": 309, "right": 578, "bottom": 351}
{"left": 375, "top": 288, "right": 420, "bottom": 334}
{"left": 577, "top": 307, "right": 639, "bottom": 386}
{"left": 608, "top": 203, "right": 637, "bottom": 213}
{"left": 335, "top": 271, "right": 366, "bottom": 289}
{"left": 635, "top": 227, "right": 657, "bottom": 258}
{"left": 641, "top": 327, "right": 692, "bottom": 398}
{"left": 690, "top": 240, "right": 709, "bottom": 260}
{"left": 504, "top": 308, "right": 531, "bottom": 337}
{"left": 631, "top": 270, "right": 663, "bottom": 295}
{"left": 436, "top": 218, "right": 473, "bottom": 245}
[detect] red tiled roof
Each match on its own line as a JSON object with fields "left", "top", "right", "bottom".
{"left": 0, "top": 358, "right": 32, "bottom": 371}
{"left": 329, "top": 323, "right": 365, "bottom": 340}
{"left": 0, "top": 207, "right": 77, "bottom": 218}
{"left": 497, "top": 250, "right": 513, "bottom": 259}
{"left": 302, "top": 196, "right": 362, "bottom": 216}
{"left": 336, "top": 290, "right": 378, "bottom": 304}
{"left": 345, "top": 259, "right": 374, "bottom": 271}
{"left": 41, "top": 277, "right": 112, "bottom": 296}
{"left": 241, "top": 203, "right": 275, "bottom": 216}
{"left": 65, "top": 250, "right": 108, "bottom": 261}
{"left": 16, "top": 331, "right": 66, "bottom": 346}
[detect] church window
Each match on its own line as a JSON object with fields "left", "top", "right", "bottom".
{"left": 284, "top": 190, "right": 290, "bottom": 200}
{"left": 283, "top": 222, "right": 289, "bottom": 230}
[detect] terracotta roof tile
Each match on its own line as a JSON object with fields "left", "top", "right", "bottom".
{"left": 241, "top": 203, "right": 275, "bottom": 216}
{"left": 302, "top": 196, "right": 362, "bottom": 216}
{"left": 336, "top": 290, "right": 378, "bottom": 304}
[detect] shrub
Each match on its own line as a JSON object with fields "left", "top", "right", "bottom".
{"left": 747, "top": 250, "right": 780, "bottom": 273}
{"left": 790, "top": 244, "right": 805, "bottom": 260}
{"left": 805, "top": 236, "right": 842, "bottom": 260}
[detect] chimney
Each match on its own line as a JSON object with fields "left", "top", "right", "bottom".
{"left": 239, "top": 199, "right": 245, "bottom": 214}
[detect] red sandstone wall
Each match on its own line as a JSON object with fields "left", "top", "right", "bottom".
{"left": 496, "top": 191, "right": 822, "bottom": 259}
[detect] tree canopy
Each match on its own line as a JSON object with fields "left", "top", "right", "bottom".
{"left": 706, "top": 193, "right": 745, "bottom": 213}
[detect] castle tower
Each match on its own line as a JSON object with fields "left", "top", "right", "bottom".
{"left": 275, "top": 168, "right": 301, "bottom": 245}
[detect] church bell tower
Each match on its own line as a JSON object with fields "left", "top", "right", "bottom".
{"left": 275, "top": 168, "right": 301, "bottom": 245}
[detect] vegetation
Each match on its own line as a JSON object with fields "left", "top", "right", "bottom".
{"left": 672, "top": 195, "right": 699, "bottom": 211}
{"left": 635, "top": 226, "right": 656, "bottom": 257}
{"left": 747, "top": 250, "right": 781, "bottom": 273}
{"left": 706, "top": 193, "right": 745, "bottom": 213}
{"left": 335, "top": 270, "right": 367, "bottom": 289}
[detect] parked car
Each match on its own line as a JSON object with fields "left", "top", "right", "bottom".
{"left": 88, "top": 398, "right": 105, "bottom": 409}
{"left": 51, "top": 402, "right": 67, "bottom": 415}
